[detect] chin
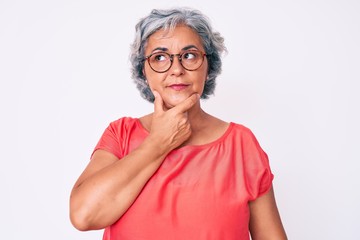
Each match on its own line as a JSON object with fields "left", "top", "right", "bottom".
{"left": 163, "top": 100, "right": 180, "bottom": 109}
{"left": 164, "top": 95, "right": 188, "bottom": 108}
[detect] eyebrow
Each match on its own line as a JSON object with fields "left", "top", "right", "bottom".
{"left": 150, "top": 45, "right": 199, "bottom": 53}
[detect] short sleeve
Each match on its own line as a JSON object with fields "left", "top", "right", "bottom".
{"left": 92, "top": 119, "right": 126, "bottom": 159}
{"left": 241, "top": 128, "right": 274, "bottom": 200}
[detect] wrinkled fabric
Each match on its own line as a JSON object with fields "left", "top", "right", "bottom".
{"left": 94, "top": 117, "right": 274, "bottom": 240}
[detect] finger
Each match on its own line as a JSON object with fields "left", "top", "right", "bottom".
{"left": 153, "top": 91, "right": 164, "bottom": 113}
{"left": 174, "top": 93, "right": 200, "bottom": 113}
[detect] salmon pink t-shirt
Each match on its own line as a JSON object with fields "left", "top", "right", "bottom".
{"left": 94, "top": 117, "right": 274, "bottom": 240}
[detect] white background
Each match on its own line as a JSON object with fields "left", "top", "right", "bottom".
{"left": 1, "top": 0, "right": 359, "bottom": 239}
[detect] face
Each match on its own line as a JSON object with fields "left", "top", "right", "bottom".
{"left": 143, "top": 25, "right": 208, "bottom": 109}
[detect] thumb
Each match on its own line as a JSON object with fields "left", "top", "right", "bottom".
{"left": 153, "top": 91, "right": 164, "bottom": 113}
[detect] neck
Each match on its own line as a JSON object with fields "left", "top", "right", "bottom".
{"left": 140, "top": 101, "right": 212, "bottom": 133}
{"left": 185, "top": 102, "right": 209, "bottom": 130}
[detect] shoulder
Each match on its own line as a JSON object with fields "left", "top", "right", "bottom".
{"left": 94, "top": 117, "right": 143, "bottom": 159}
{"left": 109, "top": 116, "right": 138, "bottom": 125}
{"left": 102, "top": 117, "right": 141, "bottom": 144}
{"left": 229, "top": 122, "right": 260, "bottom": 141}
{"left": 226, "top": 122, "right": 268, "bottom": 159}
{"left": 230, "top": 122, "right": 252, "bottom": 132}
{"left": 108, "top": 116, "right": 139, "bottom": 131}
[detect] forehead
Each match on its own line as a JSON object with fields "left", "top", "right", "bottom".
{"left": 146, "top": 25, "right": 204, "bottom": 52}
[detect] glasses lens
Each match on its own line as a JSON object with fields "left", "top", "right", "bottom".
{"left": 181, "top": 50, "right": 204, "bottom": 71}
{"left": 148, "top": 52, "right": 171, "bottom": 72}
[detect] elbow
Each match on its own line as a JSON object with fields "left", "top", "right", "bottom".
{"left": 69, "top": 192, "right": 124, "bottom": 231}
{"left": 69, "top": 197, "right": 95, "bottom": 231}
{"left": 70, "top": 208, "right": 93, "bottom": 231}
{"left": 69, "top": 196, "right": 112, "bottom": 231}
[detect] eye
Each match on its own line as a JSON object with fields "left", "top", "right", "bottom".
{"left": 151, "top": 53, "right": 169, "bottom": 62}
{"left": 182, "top": 51, "right": 199, "bottom": 60}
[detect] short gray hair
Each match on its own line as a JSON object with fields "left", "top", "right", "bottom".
{"left": 130, "top": 7, "right": 226, "bottom": 102}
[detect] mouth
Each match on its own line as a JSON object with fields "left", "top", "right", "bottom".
{"left": 168, "top": 83, "right": 190, "bottom": 91}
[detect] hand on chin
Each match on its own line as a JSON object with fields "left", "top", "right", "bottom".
{"left": 162, "top": 94, "right": 191, "bottom": 109}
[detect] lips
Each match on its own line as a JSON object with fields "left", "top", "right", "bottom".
{"left": 168, "top": 83, "right": 189, "bottom": 91}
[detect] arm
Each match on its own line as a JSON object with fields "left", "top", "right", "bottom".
{"left": 69, "top": 92, "right": 199, "bottom": 231}
{"left": 249, "top": 186, "right": 287, "bottom": 240}
{"left": 70, "top": 141, "right": 169, "bottom": 231}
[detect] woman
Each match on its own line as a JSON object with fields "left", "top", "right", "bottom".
{"left": 70, "top": 7, "right": 287, "bottom": 240}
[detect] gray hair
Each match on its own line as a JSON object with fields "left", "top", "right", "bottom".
{"left": 130, "top": 7, "right": 226, "bottom": 102}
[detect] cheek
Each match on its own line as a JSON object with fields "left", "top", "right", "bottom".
{"left": 144, "top": 68, "right": 167, "bottom": 89}
{"left": 143, "top": 66, "right": 155, "bottom": 84}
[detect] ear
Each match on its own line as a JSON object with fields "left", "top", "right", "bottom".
{"left": 143, "top": 68, "right": 146, "bottom": 78}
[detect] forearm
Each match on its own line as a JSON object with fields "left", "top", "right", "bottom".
{"left": 70, "top": 138, "right": 170, "bottom": 230}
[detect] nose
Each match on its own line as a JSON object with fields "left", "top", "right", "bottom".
{"left": 169, "top": 54, "right": 185, "bottom": 76}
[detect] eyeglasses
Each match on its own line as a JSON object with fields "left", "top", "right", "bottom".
{"left": 145, "top": 50, "right": 207, "bottom": 73}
